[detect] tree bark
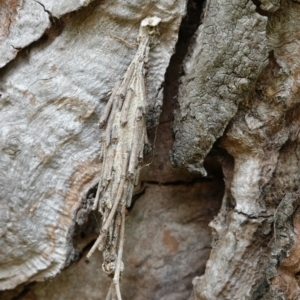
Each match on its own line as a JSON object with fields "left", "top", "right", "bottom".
{"left": 1, "top": 0, "right": 300, "bottom": 299}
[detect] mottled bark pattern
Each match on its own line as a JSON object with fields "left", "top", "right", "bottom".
{"left": 190, "top": 1, "right": 300, "bottom": 299}
{"left": 171, "top": 0, "right": 269, "bottom": 174}
{"left": 0, "top": 0, "right": 50, "bottom": 67}
{"left": 0, "top": 0, "right": 186, "bottom": 291}
{"left": 2, "top": 0, "right": 300, "bottom": 299}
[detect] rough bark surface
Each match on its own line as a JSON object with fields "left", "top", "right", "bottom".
{"left": 0, "top": 0, "right": 50, "bottom": 68}
{"left": 11, "top": 182, "right": 222, "bottom": 300}
{"left": 189, "top": 0, "right": 300, "bottom": 299}
{"left": 0, "top": 0, "right": 186, "bottom": 291}
{"left": 171, "top": 0, "right": 269, "bottom": 174}
{"left": 2, "top": 0, "right": 300, "bottom": 299}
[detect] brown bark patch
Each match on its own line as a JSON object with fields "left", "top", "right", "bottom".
{"left": 0, "top": 0, "right": 20, "bottom": 41}
{"left": 163, "top": 228, "right": 179, "bottom": 253}
{"left": 64, "top": 157, "right": 100, "bottom": 222}
{"left": 271, "top": 207, "right": 300, "bottom": 299}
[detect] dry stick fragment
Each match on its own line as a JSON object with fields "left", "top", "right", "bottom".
{"left": 106, "top": 99, "right": 118, "bottom": 147}
{"left": 111, "top": 215, "right": 120, "bottom": 250}
{"left": 111, "top": 125, "right": 119, "bottom": 143}
{"left": 87, "top": 152, "right": 129, "bottom": 258}
{"left": 100, "top": 152, "right": 113, "bottom": 190}
{"left": 109, "top": 32, "right": 138, "bottom": 48}
{"left": 101, "top": 182, "right": 116, "bottom": 217}
{"left": 99, "top": 81, "right": 122, "bottom": 128}
{"left": 128, "top": 122, "right": 140, "bottom": 177}
{"left": 108, "top": 223, "right": 114, "bottom": 249}
{"left": 138, "top": 71, "right": 148, "bottom": 115}
{"left": 138, "top": 146, "right": 144, "bottom": 162}
{"left": 111, "top": 288, "right": 118, "bottom": 300}
{"left": 105, "top": 284, "right": 113, "bottom": 300}
{"left": 136, "top": 106, "right": 143, "bottom": 121}
{"left": 137, "top": 126, "right": 146, "bottom": 163}
{"left": 93, "top": 179, "right": 102, "bottom": 210}
{"left": 99, "top": 140, "right": 106, "bottom": 163}
{"left": 87, "top": 183, "right": 123, "bottom": 256}
{"left": 114, "top": 207, "right": 126, "bottom": 300}
{"left": 93, "top": 139, "right": 109, "bottom": 210}
{"left": 97, "top": 196, "right": 104, "bottom": 214}
{"left": 102, "top": 205, "right": 110, "bottom": 227}
{"left": 93, "top": 157, "right": 105, "bottom": 211}
{"left": 134, "top": 169, "right": 140, "bottom": 186}
{"left": 120, "top": 88, "right": 134, "bottom": 126}
{"left": 118, "top": 63, "right": 135, "bottom": 99}
{"left": 105, "top": 197, "right": 112, "bottom": 209}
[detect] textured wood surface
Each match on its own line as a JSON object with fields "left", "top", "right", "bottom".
{"left": 0, "top": 0, "right": 186, "bottom": 290}
{"left": 190, "top": 1, "right": 300, "bottom": 299}
{"left": 171, "top": 0, "right": 269, "bottom": 175}
{"left": 2, "top": 0, "right": 300, "bottom": 299}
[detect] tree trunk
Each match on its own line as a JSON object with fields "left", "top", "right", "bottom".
{"left": 0, "top": 0, "right": 299, "bottom": 299}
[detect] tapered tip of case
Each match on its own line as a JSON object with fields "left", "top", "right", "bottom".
{"left": 141, "top": 16, "right": 161, "bottom": 27}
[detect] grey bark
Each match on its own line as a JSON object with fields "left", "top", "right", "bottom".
{"left": 171, "top": 0, "right": 269, "bottom": 175}
{"left": 189, "top": 0, "right": 300, "bottom": 299}
{"left": 0, "top": 0, "right": 186, "bottom": 291}
{"left": 1, "top": 0, "right": 300, "bottom": 299}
